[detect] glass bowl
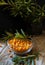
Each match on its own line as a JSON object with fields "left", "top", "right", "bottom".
{"left": 7, "top": 38, "right": 33, "bottom": 55}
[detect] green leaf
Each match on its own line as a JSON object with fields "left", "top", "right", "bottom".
{"left": 32, "top": 59, "right": 34, "bottom": 65}
{"left": 5, "top": 31, "right": 13, "bottom": 36}
{"left": 28, "top": 59, "right": 30, "bottom": 65}
{"left": 10, "top": 0, "right": 15, "bottom": 5}
{"left": 27, "top": 7, "right": 32, "bottom": 13}
{"left": 15, "top": 32, "right": 25, "bottom": 39}
{"left": 28, "top": 0, "right": 32, "bottom": 3}
{"left": 41, "top": 5, "right": 45, "bottom": 16}
{"left": 0, "top": 1, "right": 7, "bottom": 5}
{"left": 21, "top": 29, "right": 26, "bottom": 37}
{"left": 15, "top": 29, "right": 27, "bottom": 39}
{"left": 42, "top": 11, "right": 45, "bottom": 16}
{"left": 8, "top": 0, "right": 13, "bottom": 6}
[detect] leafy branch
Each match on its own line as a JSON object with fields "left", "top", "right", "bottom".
{"left": 0, "top": 0, "right": 45, "bottom": 22}
{"left": 0, "top": 0, "right": 7, "bottom": 5}
{"left": 0, "top": 29, "right": 28, "bottom": 42}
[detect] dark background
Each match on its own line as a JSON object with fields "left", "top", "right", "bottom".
{"left": 0, "top": 0, "right": 45, "bottom": 34}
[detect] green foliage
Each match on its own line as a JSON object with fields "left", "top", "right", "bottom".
{"left": 12, "top": 55, "right": 35, "bottom": 65}
{"left": 15, "top": 29, "right": 27, "bottom": 38}
{"left": 41, "top": 5, "right": 45, "bottom": 16}
{"left": 0, "top": 31, "right": 14, "bottom": 42}
{"left": 0, "top": 0, "right": 45, "bottom": 23}
{"left": 0, "top": 0, "right": 33, "bottom": 17}
{"left": 12, "top": 51, "right": 39, "bottom": 65}
{"left": 0, "top": 29, "right": 27, "bottom": 42}
{"left": 0, "top": 0, "right": 8, "bottom": 5}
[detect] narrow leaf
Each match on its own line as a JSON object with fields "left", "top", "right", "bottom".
{"left": 21, "top": 29, "right": 26, "bottom": 37}
{"left": 0, "top": 2, "right": 7, "bottom": 5}
{"left": 27, "top": 7, "right": 32, "bottom": 13}
{"left": 32, "top": 59, "right": 34, "bottom": 65}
